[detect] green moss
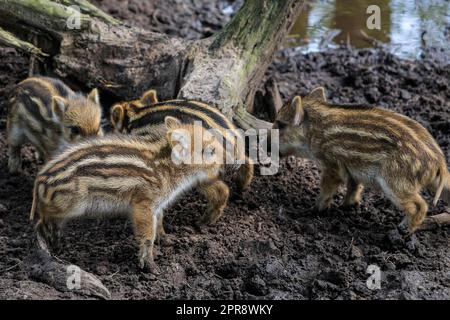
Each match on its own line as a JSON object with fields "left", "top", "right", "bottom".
{"left": 210, "top": 0, "right": 291, "bottom": 79}
{"left": 0, "top": 0, "right": 96, "bottom": 29}
{"left": 14, "top": 0, "right": 75, "bottom": 19}
{"left": 57, "top": 0, "right": 121, "bottom": 25}
{"left": 0, "top": 26, "right": 48, "bottom": 57}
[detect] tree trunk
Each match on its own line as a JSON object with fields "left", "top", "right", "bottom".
{"left": 0, "top": 0, "right": 305, "bottom": 298}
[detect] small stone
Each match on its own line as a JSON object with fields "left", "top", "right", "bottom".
{"left": 365, "top": 87, "right": 380, "bottom": 103}
{"left": 96, "top": 265, "right": 109, "bottom": 275}
{"left": 350, "top": 245, "right": 364, "bottom": 258}
{"left": 400, "top": 90, "right": 412, "bottom": 100}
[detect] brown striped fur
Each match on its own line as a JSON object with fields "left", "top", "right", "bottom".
{"left": 110, "top": 90, "right": 253, "bottom": 192}
{"left": 7, "top": 76, "right": 103, "bottom": 173}
{"left": 274, "top": 87, "right": 450, "bottom": 233}
{"left": 110, "top": 89, "right": 158, "bottom": 132}
{"left": 30, "top": 117, "right": 228, "bottom": 270}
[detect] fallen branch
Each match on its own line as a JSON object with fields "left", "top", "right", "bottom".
{"left": 234, "top": 106, "right": 272, "bottom": 130}
{"left": 418, "top": 212, "right": 450, "bottom": 231}
{"left": 25, "top": 248, "right": 111, "bottom": 299}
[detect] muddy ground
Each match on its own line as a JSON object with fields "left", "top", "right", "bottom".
{"left": 0, "top": 0, "right": 449, "bottom": 299}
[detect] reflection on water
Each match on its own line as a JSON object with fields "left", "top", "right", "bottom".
{"left": 288, "top": 0, "right": 450, "bottom": 60}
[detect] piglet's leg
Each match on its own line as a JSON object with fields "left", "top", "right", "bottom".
{"left": 8, "top": 143, "right": 22, "bottom": 174}
{"left": 130, "top": 198, "right": 157, "bottom": 271}
{"left": 398, "top": 192, "right": 428, "bottom": 234}
{"left": 155, "top": 213, "right": 175, "bottom": 246}
{"left": 198, "top": 179, "right": 230, "bottom": 224}
{"left": 316, "top": 167, "right": 343, "bottom": 211}
{"left": 235, "top": 160, "right": 254, "bottom": 192}
{"left": 343, "top": 176, "right": 364, "bottom": 207}
{"left": 156, "top": 213, "right": 166, "bottom": 240}
{"left": 7, "top": 122, "right": 24, "bottom": 174}
{"left": 35, "top": 217, "right": 62, "bottom": 252}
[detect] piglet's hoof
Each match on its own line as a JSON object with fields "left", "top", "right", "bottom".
{"left": 396, "top": 220, "right": 410, "bottom": 236}
{"left": 140, "top": 259, "right": 160, "bottom": 275}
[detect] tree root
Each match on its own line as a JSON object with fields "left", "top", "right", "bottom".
{"left": 25, "top": 248, "right": 111, "bottom": 300}
{"left": 418, "top": 212, "right": 450, "bottom": 231}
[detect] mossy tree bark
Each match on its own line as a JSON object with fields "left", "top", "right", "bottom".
{"left": 0, "top": 0, "right": 305, "bottom": 129}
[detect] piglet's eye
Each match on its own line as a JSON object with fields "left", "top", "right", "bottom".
{"left": 275, "top": 121, "right": 288, "bottom": 130}
{"left": 205, "top": 146, "right": 215, "bottom": 155}
{"left": 204, "top": 146, "right": 216, "bottom": 161}
{"left": 70, "top": 126, "right": 81, "bottom": 136}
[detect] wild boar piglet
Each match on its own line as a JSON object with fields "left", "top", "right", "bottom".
{"left": 31, "top": 117, "right": 229, "bottom": 269}
{"left": 110, "top": 90, "right": 253, "bottom": 191}
{"left": 7, "top": 76, "right": 103, "bottom": 173}
{"left": 273, "top": 87, "right": 449, "bottom": 233}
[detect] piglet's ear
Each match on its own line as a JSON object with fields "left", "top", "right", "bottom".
{"left": 166, "top": 127, "right": 190, "bottom": 164}
{"left": 52, "top": 96, "right": 66, "bottom": 120}
{"left": 88, "top": 88, "right": 100, "bottom": 105}
{"left": 308, "top": 87, "right": 327, "bottom": 102}
{"left": 165, "top": 116, "right": 184, "bottom": 150}
{"left": 290, "top": 96, "right": 304, "bottom": 125}
{"left": 140, "top": 90, "right": 158, "bottom": 105}
{"left": 110, "top": 104, "right": 125, "bottom": 131}
{"left": 164, "top": 116, "right": 182, "bottom": 130}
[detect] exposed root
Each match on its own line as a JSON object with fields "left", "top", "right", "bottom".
{"left": 24, "top": 247, "right": 111, "bottom": 299}
{"left": 418, "top": 212, "right": 450, "bottom": 231}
